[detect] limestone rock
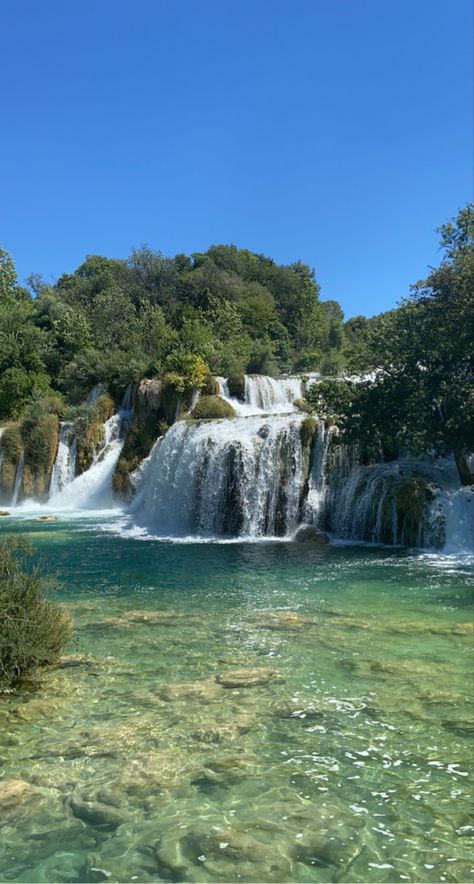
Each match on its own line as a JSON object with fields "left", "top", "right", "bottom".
{"left": 216, "top": 667, "right": 277, "bottom": 688}
{"left": 158, "top": 679, "right": 219, "bottom": 703}
{"left": 37, "top": 514, "right": 58, "bottom": 521}
{"left": 293, "top": 525, "right": 329, "bottom": 544}
{"left": 69, "top": 795, "right": 126, "bottom": 829}
{"left": 0, "top": 510, "right": 10, "bottom": 516}
{"left": 137, "top": 378, "right": 162, "bottom": 418}
{"left": 0, "top": 779, "right": 37, "bottom": 807}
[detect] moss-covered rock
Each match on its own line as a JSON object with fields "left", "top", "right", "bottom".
{"left": 0, "top": 424, "right": 22, "bottom": 503}
{"left": 21, "top": 413, "right": 60, "bottom": 501}
{"left": 75, "top": 420, "right": 105, "bottom": 476}
{"left": 294, "top": 398, "right": 311, "bottom": 413}
{"left": 191, "top": 396, "right": 237, "bottom": 420}
{"left": 227, "top": 374, "right": 246, "bottom": 402}
{"left": 300, "top": 417, "right": 317, "bottom": 449}
{"left": 201, "top": 374, "right": 220, "bottom": 396}
{"left": 394, "top": 477, "right": 434, "bottom": 546}
{"left": 136, "top": 379, "right": 162, "bottom": 420}
{"left": 112, "top": 414, "right": 165, "bottom": 500}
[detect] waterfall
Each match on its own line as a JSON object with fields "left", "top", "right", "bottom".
{"left": 319, "top": 453, "right": 474, "bottom": 552}
{"left": 11, "top": 450, "right": 25, "bottom": 506}
{"left": 50, "top": 423, "right": 77, "bottom": 495}
{"left": 131, "top": 414, "right": 306, "bottom": 538}
{"left": 304, "top": 422, "right": 333, "bottom": 526}
{"left": 217, "top": 374, "right": 303, "bottom": 415}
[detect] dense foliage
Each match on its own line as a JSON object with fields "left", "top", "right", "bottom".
{"left": 0, "top": 538, "right": 72, "bottom": 689}
{"left": 0, "top": 243, "right": 348, "bottom": 418}
{"left": 307, "top": 205, "right": 474, "bottom": 483}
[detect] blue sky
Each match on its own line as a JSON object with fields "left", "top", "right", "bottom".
{"left": 1, "top": 0, "right": 472, "bottom": 318}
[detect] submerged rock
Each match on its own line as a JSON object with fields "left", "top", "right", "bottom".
{"left": 216, "top": 667, "right": 278, "bottom": 688}
{"left": 0, "top": 779, "right": 38, "bottom": 808}
{"left": 98, "top": 608, "right": 178, "bottom": 628}
{"left": 293, "top": 525, "right": 329, "bottom": 544}
{"left": 256, "top": 611, "right": 316, "bottom": 631}
{"left": 69, "top": 795, "right": 126, "bottom": 829}
{"left": 37, "top": 514, "right": 58, "bottom": 521}
{"left": 158, "top": 679, "right": 219, "bottom": 702}
{"left": 0, "top": 510, "right": 10, "bottom": 516}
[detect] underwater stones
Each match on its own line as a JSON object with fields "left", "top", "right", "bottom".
{"left": 191, "top": 395, "right": 237, "bottom": 420}
{"left": 418, "top": 688, "right": 468, "bottom": 706}
{"left": 293, "top": 525, "right": 329, "bottom": 544}
{"left": 69, "top": 795, "right": 126, "bottom": 829}
{"left": 191, "top": 713, "right": 254, "bottom": 744}
{"left": 270, "top": 695, "right": 330, "bottom": 720}
{"left": 370, "top": 659, "right": 439, "bottom": 678}
{"left": 158, "top": 679, "right": 219, "bottom": 703}
{"left": 256, "top": 610, "right": 316, "bottom": 631}
{"left": 98, "top": 608, "right": 177, "bottom": 628}
{"left": 0, "top": 778, "right": 38, "bottom": 808}
{"left": 156, "top": 821, "right": 293, "bottom": 883}
{"left": 216, "top": 667, "right": 278, "bottom": 688}
{"left": 57, "top": 654, "right": 97, "bottom": 669}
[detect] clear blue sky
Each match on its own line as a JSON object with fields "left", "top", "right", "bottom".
{"left": 1, "top": 0, "right": 472, "bottom": 318}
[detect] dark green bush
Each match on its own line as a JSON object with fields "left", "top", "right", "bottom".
{"left": 0, "top": 539, "right": 72, "bottom": 690}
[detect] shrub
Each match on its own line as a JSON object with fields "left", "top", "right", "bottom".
{"left": 0, "top": 538, "right": 72, "bottom": 690}
{"left": 191, "top": 395, "right": 237, "bottom": 420}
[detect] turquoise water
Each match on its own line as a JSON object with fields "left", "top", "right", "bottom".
{"left": 0, "top": 516, "right": 473, "bottom": 883}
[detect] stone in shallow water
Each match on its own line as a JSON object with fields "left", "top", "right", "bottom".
{"left": 0, "top": 779, "right": 38, "bottom": 807}
{"left": 37, "top": 514, "right": 58, "bottom": 521}
{"left": 216, "top": 667, "right": 278, "bottom": 688}
{"left": 293, "top": 525, "right": 329, "bottom": 544}
{"left": 256, "top": 610, "right": 317, "bottom": 631}
{"left": 68, "top": 795, "right": 127, "bottom": 829}
{"left": 0, "top": 510, "right": 10, "bottom": 516}
{"left": 191, "top": 710, "right": 255, "bottom": 744}
{"left": 158, "top": 679, "right": 219, "bottom": 702}
{"left": 57, "top": 654, "right": 97, "bottom": 669}
{"left": 156, "top": 821, "right": 293, "bottom": 883}
{"left": 98, "top": 608, "right": 178, "bottom": 628}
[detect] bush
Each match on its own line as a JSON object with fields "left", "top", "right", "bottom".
{"left": 191, "top": 395, "right": 236, "bottom": 420}
{"left": 0, "top": 538, "right": 72, "bottom": 690}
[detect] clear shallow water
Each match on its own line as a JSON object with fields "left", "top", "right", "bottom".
{"left": 0, "top": 516, "right": 473, "bottom": 884}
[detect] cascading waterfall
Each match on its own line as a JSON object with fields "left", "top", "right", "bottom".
{"left": 49, "top": 423, "right": 77, "bottom": 495}
{"left": 11, "top": 450, "right": 25, "bottom": 507}
{"left": 217, "top": 374, "right": 303, "bottom": 415}
{"left": 49, "top": 413, "right": 125, "bottom": 510}
{"left": 131, "top": 414, "right": 306, "bottom": 538}
{"left": 303, "top": 422, "right": 334, "bottom": 526}
{"left": 244, "top": 375, "right": 303, "bottom": 413}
